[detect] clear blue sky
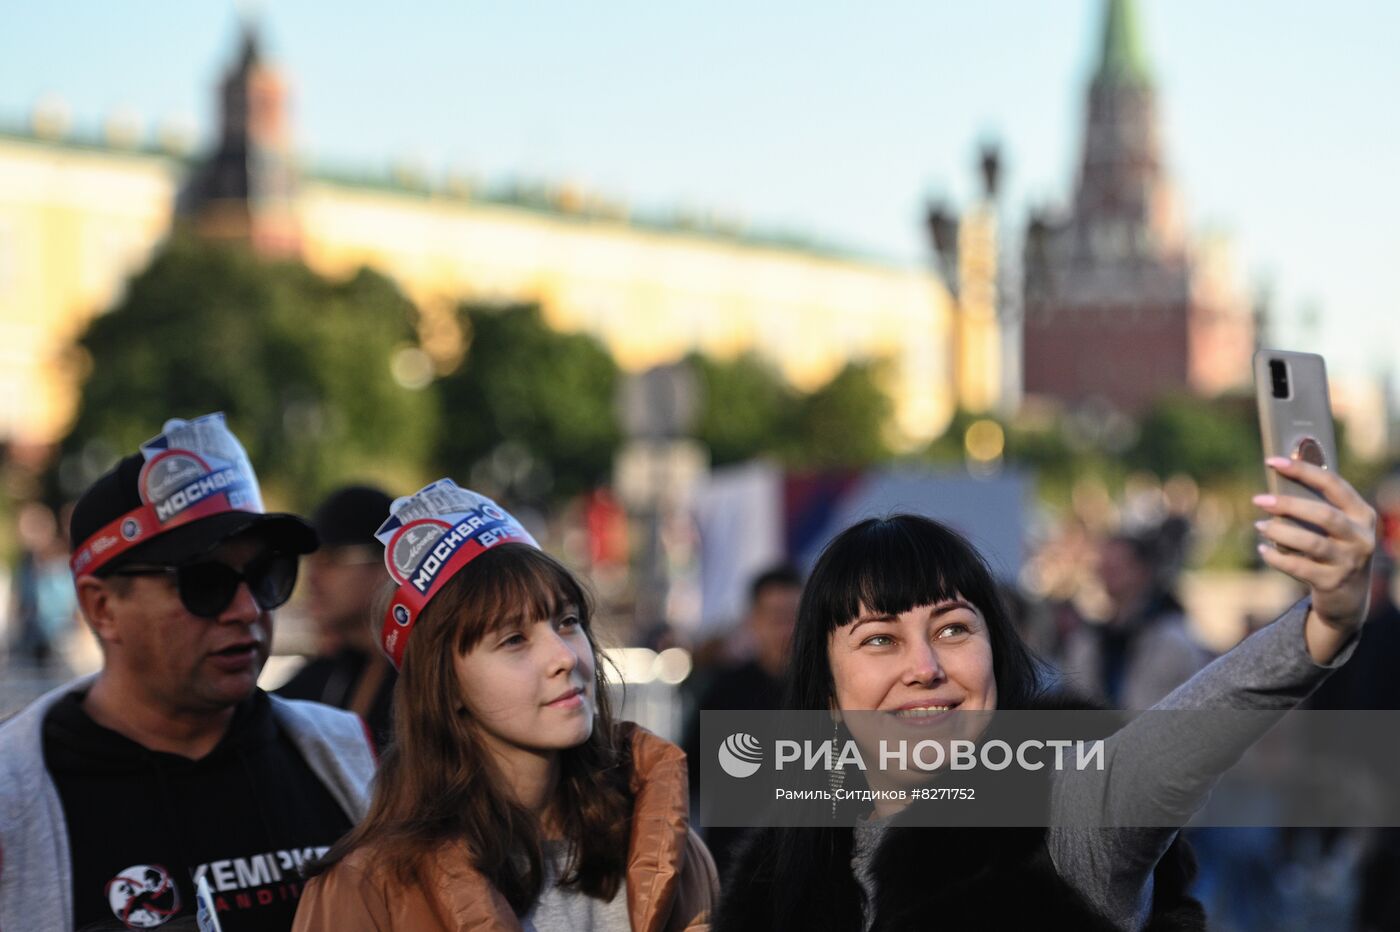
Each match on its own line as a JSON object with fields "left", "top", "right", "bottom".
{"left": 3, "top": 1, "right": 1396, "bottom": 389}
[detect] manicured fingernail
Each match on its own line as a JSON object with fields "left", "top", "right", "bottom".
{"left": 1257, "top": 543, "right": 1270, "bottom": 556}
{"left": 1266, "top": 457, "right": 1290, "bottom": 468}
{"left": 1254, "top": 520, "right": 1269, "bottom": 532}
{"left": 1253, "top": 495, "right": 1277, "bottom": 507}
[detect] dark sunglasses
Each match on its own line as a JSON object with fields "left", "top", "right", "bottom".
{"left": 110, "top": 552, "right": 300, "bottom": 618}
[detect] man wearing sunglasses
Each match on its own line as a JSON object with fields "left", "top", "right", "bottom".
{"left": 0, "top": 414, "right": 375, "bottom": 932}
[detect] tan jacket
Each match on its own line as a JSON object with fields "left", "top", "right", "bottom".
{"left": 293, "top": 725, "right": 717, "bottom": 931}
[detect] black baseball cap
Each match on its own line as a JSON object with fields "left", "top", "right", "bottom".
{"left": 70, "top": 453, "right": 317, "bottom": 577}
{"left": 311, "top": 485, "right": 393, "bottom": 550}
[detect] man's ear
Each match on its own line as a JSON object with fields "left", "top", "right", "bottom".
{"left": 75, "top": 575, "right": 122, "bottom": 647}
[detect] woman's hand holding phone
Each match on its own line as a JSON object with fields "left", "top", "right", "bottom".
{"left": 1253, "top": 456, "right": 1376, "bottom": 664}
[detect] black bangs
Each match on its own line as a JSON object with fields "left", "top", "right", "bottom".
{"left": 444, "top": 544, "right": 591, "bottom": 653}
{"left": 807, "top": 516, "right": 1000, "bottom": 633}
{"left": 786, "top": 514, "right": 1041, "bottom": 712}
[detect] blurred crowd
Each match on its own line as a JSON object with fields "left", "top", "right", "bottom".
{"left": 2, "top": 439, "right": 1398, "bottom": 931}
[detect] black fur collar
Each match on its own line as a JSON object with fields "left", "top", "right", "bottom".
{"left": 714, "top": 692, "right": 1205, "bottom": 932}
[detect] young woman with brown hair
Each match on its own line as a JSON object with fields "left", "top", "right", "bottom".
{"left": 293, "top": 481, "right": 716, "bottom": 931}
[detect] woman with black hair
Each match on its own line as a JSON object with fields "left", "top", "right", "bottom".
{"left": 716, "top": 456, "right": 1376, "bottom": 931}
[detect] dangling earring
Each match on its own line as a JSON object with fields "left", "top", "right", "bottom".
{"left": 828, "top": 718, "right": 844, "bottom": 820}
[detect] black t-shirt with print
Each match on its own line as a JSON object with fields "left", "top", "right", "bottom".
{"left": 43, "top": 689, "right": 353, "bottom": 931}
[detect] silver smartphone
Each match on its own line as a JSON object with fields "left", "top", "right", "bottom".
{"left": 1253, "top": 349, "right": 1338, "bottom": 509}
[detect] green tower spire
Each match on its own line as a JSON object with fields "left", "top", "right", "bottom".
{"left": 1095, "top": 0, "right": 1151, "bottom": 85}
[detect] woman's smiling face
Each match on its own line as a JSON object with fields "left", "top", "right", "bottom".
{"left": 827, "top": 597, "right": 997, "bottom": 715}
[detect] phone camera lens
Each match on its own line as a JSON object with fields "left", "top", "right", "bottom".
{"left": 1269, "top": 360, "right": 1289, "bottom": 399}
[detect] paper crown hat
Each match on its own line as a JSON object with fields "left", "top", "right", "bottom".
{"left": 375, "top": 479, "right": 539, "bottom": 669}
{"left": 69, "top": 412, "right": 316, "bottom": 578}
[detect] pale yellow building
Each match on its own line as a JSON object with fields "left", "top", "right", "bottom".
{"left": 0, "top": 126, "right": 176, "bottom": 451}
{"left": 0, "top": 33, "right": 961, "bottom": 454}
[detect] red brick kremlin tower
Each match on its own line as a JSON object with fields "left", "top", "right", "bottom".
{"left": 1021, "top": 0, "right": 1252, "bottom": 414}
{"left": 176, "top": 23, "right": 301, "bottom": 257}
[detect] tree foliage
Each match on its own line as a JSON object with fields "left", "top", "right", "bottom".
{"left": 691, "top": 353, "right": 892, "bottom": 469}
{"left": 61, "top": 237, "right": 436, "bottom": 507}
{"left": 61, "top": 241, "right": 906, "bottom": 511}
{"left": 1127, "top": 394, "right": 1259, "bottom": 483}
{"left": 434, "top": 304, "right": 621, "bottom": 501}
{"left": 689, "top": 352, "right": 795, "bottom": 467}
{"left": 788, "top": 361, "right": 892, "bottom": 468}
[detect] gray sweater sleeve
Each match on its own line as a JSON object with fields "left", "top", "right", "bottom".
{"left": 1046, "top": 597, "right": 1358, "bottom": 930}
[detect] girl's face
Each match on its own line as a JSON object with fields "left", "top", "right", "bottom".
{"left": 827, "top": 597, "right": 997, "bottom": 715}
{"left": 454, "top": 602, "right": 597, "bottom": 765}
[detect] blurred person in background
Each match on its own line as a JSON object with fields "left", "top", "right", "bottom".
{"left": 0, "top": 414, "right": 374, "bottom": 931}
{"left": 277, "top": 484, "right": 397, "bottom": 747}
{"left": 1192, "top": 534, "right": 1400, "bottom": 930}
{"left": 1060, "top": 527, "right": 1210, "bottom": 709}
{"left": 682, "top": 563, "right": 802, "bottom": 875}
{"left": 1308, "top": 543, "right": 1400, "bottom": 711}
{"left": 695, "top": 564, "right": 803, "bottom": 712}
{"left": 1308, "top": 542, "right": 1400, "bottom": 931}
{"left": 9, "top": 501, "right": 78, "bottom": 668}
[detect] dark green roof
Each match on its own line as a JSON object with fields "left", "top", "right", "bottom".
{"left": 294, "top": 164, "right": 901, "bottom": 266}
{"left": 1095, "top": 0, "right": 1152, "bottom": 85}
{"left": 0, "top": 122, "right": 190, "bottom": 163}
{"left": 0, "top": 119, "right": 905, "bottom": 269}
